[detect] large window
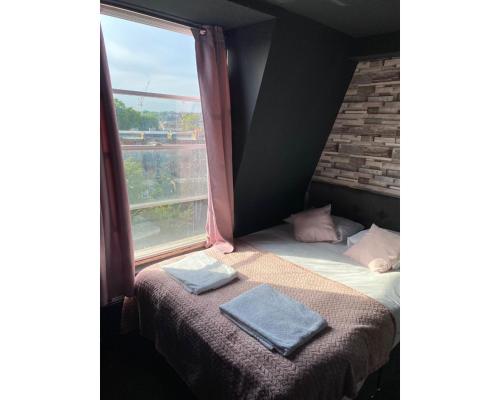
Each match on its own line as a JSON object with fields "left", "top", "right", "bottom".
{"left": 101, "top": 5, "right": 207, "bottom": 261}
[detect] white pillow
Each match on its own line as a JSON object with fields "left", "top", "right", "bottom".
{"left": 344, "top": 224, "right": 400, "bottom": 273}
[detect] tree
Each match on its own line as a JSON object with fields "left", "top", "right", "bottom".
{"left": 179, "top": 112, "right": 202, "bottom": 132}
{"left": 123, "top": 157, "right": 148, "bottom": 204}
{"left": 123, "top": 153, "right": 176, "bottom": 205}
{"left": 113, "top": 98, "right": 159, "bottom": 131}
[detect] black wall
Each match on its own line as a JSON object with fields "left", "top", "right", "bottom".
{"left": 227, "top": 14, "right": 357, "bottom": 236}
{"left": 308, "top": 182, "right": 400, "bottom": 232}
{"left": 226, "top": 20, "right": 276, "bottom": 178}
{"left": 349, "top": 31, "right": 400, "bottom": 60}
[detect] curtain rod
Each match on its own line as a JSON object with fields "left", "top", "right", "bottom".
{"left": 100, "top": 0, "right": 204, "bottom": 30}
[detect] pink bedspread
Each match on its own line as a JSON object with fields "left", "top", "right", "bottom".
{"left": 123, "top": 241, "right": 395, "bottom": 400}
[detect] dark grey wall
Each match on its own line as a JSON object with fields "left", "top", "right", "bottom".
{"left": 308, "top": 182, "right": 400, "bottom": 232}
{"left": 349, "top": 31, "right": 400, "bottom": 60}
{"left": 228, "top": 14, "right": 357, "bottom": 236}
{"left": 226, "top": 20, "right": 276, "bottom": 178}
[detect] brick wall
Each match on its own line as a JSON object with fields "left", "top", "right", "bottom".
{"left": 313, "top": 57, "right": 400, "bottom": 197}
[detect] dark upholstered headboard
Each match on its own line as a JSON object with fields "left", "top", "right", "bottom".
{"left": 308, "top": 182, "right": 400, "bottom": 232}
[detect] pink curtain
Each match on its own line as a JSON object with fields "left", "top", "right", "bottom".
{"left": 100, "top": 28, "right": 135, "bottom": 305}
{"left": 193, "top": 26, "right": 235, "bottom": 253}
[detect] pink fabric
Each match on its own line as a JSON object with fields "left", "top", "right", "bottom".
{"left": 126, "top": 242, "right": 395, "bottom": 400}
{"left": 290, "top": 205, "right": 339, "bottom": 243}
{"left": 344, "top": 224, "right": 400, "bottom": 273}
{"left": 100, "top": 28, "right": 135, "bottom": 305}
{"left": 193, "top": 26, "right": 234, "bottom": 253}
{"left": 285, "top": 204, "right": 331, "bottom": 223}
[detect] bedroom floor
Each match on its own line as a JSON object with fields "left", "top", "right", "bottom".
{"left": 101, "top": 334, "right": 196, "bottom": 400}
{"left": 101, "top": 333, "right": 399, "bottom": 400}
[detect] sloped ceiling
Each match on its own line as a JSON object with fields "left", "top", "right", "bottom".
{"left": 226, "top": 21, "right": 276, "bottom": 180}
{"left": 227, "top": 15, "right": 357, "bottom": 236}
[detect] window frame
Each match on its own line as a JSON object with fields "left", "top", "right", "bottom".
{"left": 100, "top": 4, "right": 192, "bottom": 36}
{"left": 101, "top": 4, "right": 208, "bottom": 265}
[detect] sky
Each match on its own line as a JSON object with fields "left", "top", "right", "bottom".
{"left": 101, "top": 14, "right": 201, "bottom": 113}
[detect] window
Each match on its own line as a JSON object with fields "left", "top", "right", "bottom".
{"left": 101, "top": 5, "right": 207, "bottom": 261}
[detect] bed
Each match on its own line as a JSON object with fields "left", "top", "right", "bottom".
{"left": 244, "top": 224, "right": 400, "bottom": 346}
{"left": 124, "top": 218, "right": 400, "bottom": 400}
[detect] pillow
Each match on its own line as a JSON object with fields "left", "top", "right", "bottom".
{"left": 289, "top": 205, "right": 339, "bottom": 243}
{"left": 347, "top": 227, "right": 400, "bottom": 248}
{"left": 343, "top": 224, "right": 400, "bottom": 273}
{"left": 284, "top": 207, "right": 364, "bottom": 244}
{"left": 284, "top": 204, "right": 330, "bottom": 224}
{"left": 332, "top": 216, "right": 365, "bottom": 243}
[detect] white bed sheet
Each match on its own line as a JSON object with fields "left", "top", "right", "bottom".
{"left": 243, "top": 224, "right": 400, "bottom": 345}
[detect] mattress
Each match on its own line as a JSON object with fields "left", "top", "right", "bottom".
{"left": 243, "top": 224, "right": 400, "bottom": 345}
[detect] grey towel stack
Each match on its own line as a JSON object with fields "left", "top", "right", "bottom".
{"left": 162, "top": 251, "right": 237, "bottom": 295}
{"left": 220, "top": 284, "right": 327, "bottom": 356}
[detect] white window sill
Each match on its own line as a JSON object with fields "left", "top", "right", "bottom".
{"left": 134, "top": 234, "right": 207, "bottom": 271}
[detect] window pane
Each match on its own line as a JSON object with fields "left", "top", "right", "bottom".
{"left": 100, "top": 14, "right": 200, "bottom": 97}
{"left": 131, "top": 201, "right": 207, "bottom": 255}
{"left": 113, "top": 94, "right": 203, "bottom": 133}
{"left": 101, "top": 13, "right": 208, "bottom": 258}
{"left": 123, "top": 148, "right": 207, "bottom": 205}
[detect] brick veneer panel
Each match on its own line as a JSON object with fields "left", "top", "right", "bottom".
{"left": 313, "top": 58, "right": 400, "bottom": 197}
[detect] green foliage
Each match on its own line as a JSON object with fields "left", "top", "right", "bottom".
{"left": 123, "top": 154, "right": 176, "bottom": 205}
{"left": 179, "top": 113, "right": 202, "bottom": 131}
{"left": 123, "top": 157, "right": 149, "bottom": 204}
{"left": 131, "top": 203, "right": 193, "bottom": 231}
{"left": 114, "top": 98, "right": 159, "bottom": 130}
{"left": 124, "top": 153, "right": 196, "bottom": 235}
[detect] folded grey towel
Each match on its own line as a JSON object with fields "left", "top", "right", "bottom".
{"left": 220, "top": 284, "right": 327, "bottom": 356}
{"left": 162, "top": 251, "right": 237, "bottom": 295}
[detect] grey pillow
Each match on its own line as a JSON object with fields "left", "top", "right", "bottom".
{"left": 332, "top": 215, "right": 365, "bottom": 243}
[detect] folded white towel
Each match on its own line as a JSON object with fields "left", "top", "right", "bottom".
{"left": 162, "top": 251, "right": 237, "bottom": 295}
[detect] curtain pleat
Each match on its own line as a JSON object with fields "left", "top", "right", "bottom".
{"left": 100, "top": 27, "right": 135, "bottom": 305}
{"left": 193, "top": 26, "right": 235, "bottom": 253}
